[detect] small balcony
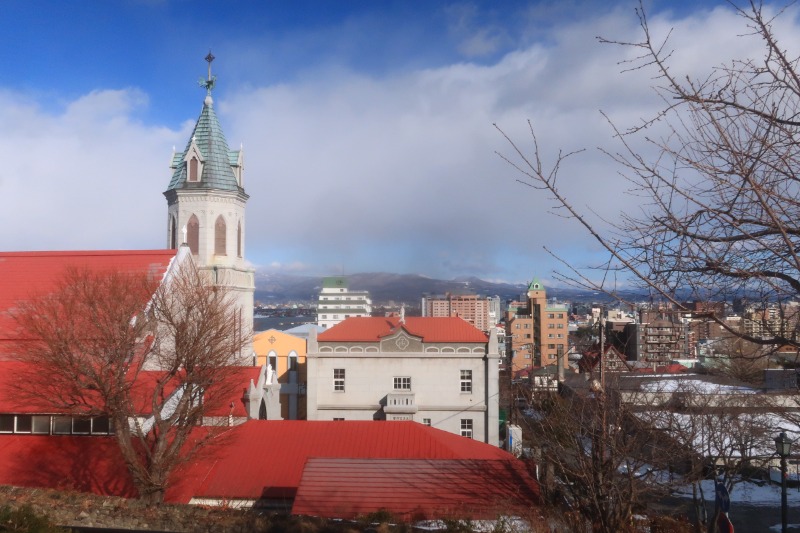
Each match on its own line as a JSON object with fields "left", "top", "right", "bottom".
{"left": 384, "top": 391, "right": 417, "bottom": 414}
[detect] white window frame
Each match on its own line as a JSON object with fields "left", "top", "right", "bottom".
{"left": 460, "top": 419, "right": 473, "bottom": 438}
{"left": 393, "top": 376, "right": 411, "bottom": 390}
{"left": 334, "top": 368, "right": 345, "bottom": 392}
{"left": 460, "top": 370, "right": 472, "bottom": 393}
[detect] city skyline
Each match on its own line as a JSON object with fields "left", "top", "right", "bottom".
{"left": 1, "top": 0, "right": 792, "bottom": 284}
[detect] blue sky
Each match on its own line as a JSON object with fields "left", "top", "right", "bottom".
{"left": 1, "top": 0, "right": 795, "bottom": 285}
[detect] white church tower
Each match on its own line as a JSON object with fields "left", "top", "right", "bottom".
{"left": 163, "top": 53, "right": 255, "bottom": 363}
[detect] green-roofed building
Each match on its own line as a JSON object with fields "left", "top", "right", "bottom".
{"left": 162, "top": 55, "right": 255, "bottom": 363}
{"left": 317, "top": 277, "right": 373, "bottom": 329}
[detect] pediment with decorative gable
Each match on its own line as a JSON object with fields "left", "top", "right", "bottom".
{"left": 380, "top": 329, "right": 423, "bottom": 353}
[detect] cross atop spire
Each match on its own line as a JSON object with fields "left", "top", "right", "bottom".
{"left": 199, "top": 50, "right": 217, "bottom": 94}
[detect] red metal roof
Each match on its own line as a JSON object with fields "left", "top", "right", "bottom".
{"left": 178, "top": 420, "right": 514, "bottom": 503}
{"left": 0, "top": 420, "right": 539, "bottom": 517}
{"left": 0, "top": 250, "right": 177, "bottom": 351}
{"left": 318, "top": 317, "right": 488, "bottom": 343}
{"left": 291, "top": 458, "right": 541, "bottom": 520}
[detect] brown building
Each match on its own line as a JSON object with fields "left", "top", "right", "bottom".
{"left": 505, "top": 278, "right": 569, "bottom": 372}
{"left": 422, "top": 294, "right": 492, "bottom": 332}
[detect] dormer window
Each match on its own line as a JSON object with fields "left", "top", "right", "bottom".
{"left": 188, "top": 157, "right": 199, "bottom": 182}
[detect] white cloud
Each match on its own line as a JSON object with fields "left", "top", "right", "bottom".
{"left": 4, "top": 2, "right": 799, "bottom": 283}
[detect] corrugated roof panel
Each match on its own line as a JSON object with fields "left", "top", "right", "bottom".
{"left": 292, "top": 458, "right": 541, "bottom": 520}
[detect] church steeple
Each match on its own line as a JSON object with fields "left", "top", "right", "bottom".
{"left": 163, "top": 54, "right": 255, "bottom": 363}
{"left": 165, "top": 53, "right": 244, "bottom": 194}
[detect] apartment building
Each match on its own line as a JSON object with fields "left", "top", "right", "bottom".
{"left": 317, "top": 276, "right": 372, "bottom": 329}
{"left": 505, "top": 278, "right": 569, "bottom": 372}
{"left": 421, "top": 293, "right": 495, "bottom": 332}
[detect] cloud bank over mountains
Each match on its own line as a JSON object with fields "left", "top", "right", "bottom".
{"left": 2, "top": 2, "right": 797, "bottom": 284}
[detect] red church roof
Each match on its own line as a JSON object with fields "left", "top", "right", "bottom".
{"left": 0, "top": 250, "right": 177, "bottom": 351}
{"left": 172, "top": 420, "right": 515, "bottom": 503}
{"left": 318, "top": 317, "right": 488, "bottom": 343}
{"left": 0, "top": 420, "right": 540, "bottom": 520}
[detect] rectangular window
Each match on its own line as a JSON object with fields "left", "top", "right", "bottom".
{"left": 548, "top": 333, "right": 554, "bottom": 338}
{"left": 524, "top": 323, "right": 530, "bottom": 329}
{"left": 515, "top": 324, "right": 520, "bottom": 329}
{"left": 460, "top": 419, "right": 473, "bottom": 438}
{"left": 72, "top": 418, "right": 91, "bottom": 434}
{"left": 423, "top": 418, "right": 432, "bottom": 426}
{"left": 460, "top": 370, "right": 472, "bottom": 393}
{"left": 333, "top": 417, "right": 344, "bottom": 421}
{"left": 548, "top": 324, "right": 555, "bottom": 329}
{"left": 53, "top": 417, "right": 72, "bottom": 434}
{"left": 32, "top": 415, "right": 50, "bottom": 434}
{"left": 557, "top": 324, "right": 564, "bottom": 329}
{"left": 548, "top": 313, "right": 555, "bottom": 319}
{"left": 15, "top": 415, "right": 32, "bottom": 433}
{"left": 0, "top": 415, "right": 13, "bottom": 433}
{"left": 91, "top": 417, "right": 111, "bottom": 434}
{"left": 524, "top": 353, "right": 531, "bottom": 359}
{"left": 548, "top": 344, "right": 556, "bottom": 349}
{"left": 334, "top": 368, "right": 345, "bottom": 392}
{"left": 558, "top": 313, "right": 564, "bottom": 318}
{"left": 394, "top": 377, "right": 411, "bottom": 390}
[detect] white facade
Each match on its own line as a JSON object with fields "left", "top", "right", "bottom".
{"left": 306, "top": 317, "right": 501, "bottom": 446}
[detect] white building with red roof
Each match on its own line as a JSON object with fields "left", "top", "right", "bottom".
{"left": 306, "top": 315, "right": 501, "bottom": 445}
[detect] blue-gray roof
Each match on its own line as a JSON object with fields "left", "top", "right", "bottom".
{"left": 166, "top": 95, "right": 242, "bottom": 192}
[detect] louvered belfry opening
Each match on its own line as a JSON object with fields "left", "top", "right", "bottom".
{"left": 187, "top": 215, "right": 199, "bottom": 255}
{"left": 215, "top": 216, "right": 226, "bottom": 256}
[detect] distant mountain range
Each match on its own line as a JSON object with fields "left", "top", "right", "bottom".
{"left": 254, "top": 271, "right": 639, "bottom": 306}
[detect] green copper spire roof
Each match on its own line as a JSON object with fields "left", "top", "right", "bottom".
{"left": 166, "top": 55, "right": 243, "bottom": 193}
{"left": 528, "top": 277, "right": 544, "bottom": 291}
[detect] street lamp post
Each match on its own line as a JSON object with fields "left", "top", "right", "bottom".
{"left": 775, "top": 431, "right": 793, "bottom": 533}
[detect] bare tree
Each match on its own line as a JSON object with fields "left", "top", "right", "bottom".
{"left": 704, "top": 334, "right": 773, "bottom": 384}
{"left": 526, "top": 383, "right": 673, "bottom": 532}
{"left": 10, "top": 263, "right": 247, "bottom": 504}
{"left": 643, "top": 381, "right": 779, "bottom": 532}
{"left": 496, "top": 1, "right": 800, "bottom": 350}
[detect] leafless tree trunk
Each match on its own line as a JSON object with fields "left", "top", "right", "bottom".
{"left": 10, "top": 264, "right": 247, "bottom": 504}
{"left": 496, "top": 1, "right": 800, "bottom": 351}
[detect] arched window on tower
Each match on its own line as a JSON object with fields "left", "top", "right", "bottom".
{"left": 187, "top": 215, "right": 199, "bottom": 255}
{"left": 188, "top": 157, "right": 199, "bottom": 182}
{"left": 169, "top": 215, "right": 177, "bottom": 249}
{"left": 237, "top": 221, "right": 242, "bottom": 258}
{"left": 215, "top": 216, "right": 226, "bottom": 256}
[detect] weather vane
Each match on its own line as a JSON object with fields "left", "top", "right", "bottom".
{"left": 199, "top": 50, "right": 217, "bottom": 93}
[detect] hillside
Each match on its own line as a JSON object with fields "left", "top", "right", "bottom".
{"left": 254, "top": 270, "right": 634, "bottom": 306}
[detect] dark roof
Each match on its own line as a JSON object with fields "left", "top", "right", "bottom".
{"left": 292, "top": 457, "right": 541, "bottom": 520}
